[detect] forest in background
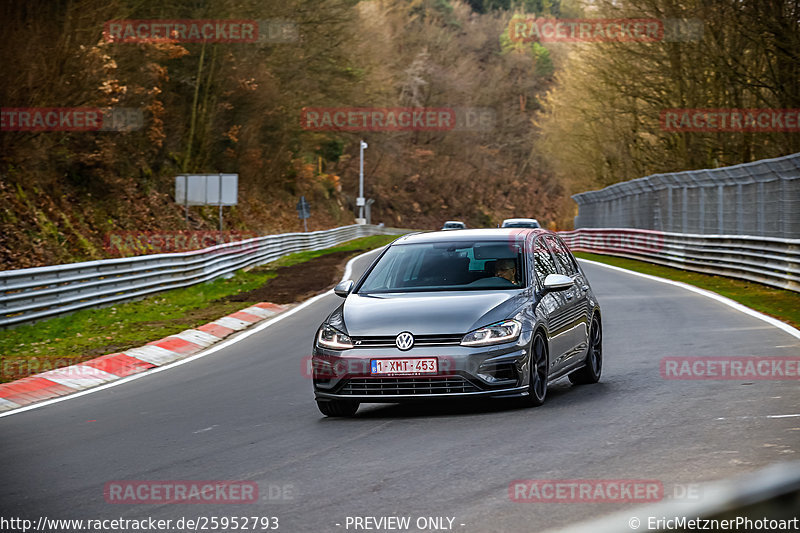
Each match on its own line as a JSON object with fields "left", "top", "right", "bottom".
{"left": 1, "top": 0, "right": 797, "bottom": 269}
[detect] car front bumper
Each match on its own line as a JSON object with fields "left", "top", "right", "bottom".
{"left": 311, "top": 332, "right": 532, "bottom": 403}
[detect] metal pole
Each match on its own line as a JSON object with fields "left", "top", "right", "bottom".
{"left": 183, "top": 175, "right": 189, "bottom": 228}
{"left": 218, "top": 173, "right": 223, "bottom": 233}
{"left": 359, "top": 140, "right": 367, "bottom": 220}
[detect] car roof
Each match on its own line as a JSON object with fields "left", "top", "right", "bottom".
{"left": 502, "top": 218, "right": 539, "bottom": 223}
{"left": 395, "top": 228, "right": 549, "bottom": 244}
{"left": 443, "top": 220, "right": 465, "bottom": 225}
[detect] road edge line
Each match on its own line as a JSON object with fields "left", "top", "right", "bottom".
{"left": 578, "top": 258, "right": 800, "bottom": 340}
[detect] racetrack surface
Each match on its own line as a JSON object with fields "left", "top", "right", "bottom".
{"left": 1, "top": 253, "right": 798, "bottom": 532}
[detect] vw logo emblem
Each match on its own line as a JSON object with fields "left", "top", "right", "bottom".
{"left": 395, "top": 332, "right": 414, "bottom": 351}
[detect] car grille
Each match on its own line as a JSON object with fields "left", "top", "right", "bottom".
{"left": 338, "top": 376, "right": 480, "bottom": 395}
{"left": 350, "top": 334, "right": 463, "bottom": 348}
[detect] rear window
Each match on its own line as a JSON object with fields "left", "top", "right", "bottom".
{"left": 502, "top": 220, "right": 539, "bottom": 228}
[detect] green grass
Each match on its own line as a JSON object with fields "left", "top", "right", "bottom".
{"left": 574, "top": 252, "right": 800, "bottom": 330}
{"left": 0, "top": 234, "right": 398, "bottom": 382}
{"left": 269, "top": 234, "right": 397, "bottom": 268}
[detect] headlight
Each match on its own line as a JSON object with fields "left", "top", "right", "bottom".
{"left": 317, "top": 324, "right": 353, "bottom": 350}
{"left": 461, "top": 320, "right": 521, "bottom": 346}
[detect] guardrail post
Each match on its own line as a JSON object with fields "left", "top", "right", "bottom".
{"left": 681, "top": 187, "right": 688, "bottom": 233}
{"left": 757, "top": 181, "right": 765, "bottom": 236}
{"left": 783, "top": 178, "right": 793, "bottom": 237}
{"left": 699, "top": 187, "right": 705, "bottom": 233}
{"left": 666, "top": 186, "right": 673, "bottom": 232}
{"left": 736, "top": 183, "right": 744, "bottom": 235}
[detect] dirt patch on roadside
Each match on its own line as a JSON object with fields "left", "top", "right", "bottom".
{"left": 222, "top": 249, "right": 368, "bottom": 305}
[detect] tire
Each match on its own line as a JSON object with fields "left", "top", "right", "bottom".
{"left": 569, "top": 314, "right": 602, "bottom": 385}
{"left": 523, "top": 331, "right": 548, "bottom": 407}
{"left": 316, "top": 399, "right": 360, "bottom": 417}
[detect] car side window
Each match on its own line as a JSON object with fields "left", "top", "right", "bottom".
{"left": 533, "top": 237, "right": 558, "bottom": 289}
{"left": 546, "top": 235, "right": 578, "bottom": 277}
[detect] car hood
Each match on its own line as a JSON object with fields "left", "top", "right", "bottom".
{"left": 340, "top": 291, "right": 526, "bottom": 336}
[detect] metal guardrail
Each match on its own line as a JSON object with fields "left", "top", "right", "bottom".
{"left": 4, "top": 224, "right": 794, "bottom": 329}
{"left": 559, "top": 228, "right": 799, "bottom": 293}
{"left": 0, "top": 224, "right": 401, "bottom": 329}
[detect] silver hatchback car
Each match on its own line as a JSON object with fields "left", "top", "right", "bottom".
{"left": 441, "top": 220, "right": 467, "bottom": 230}
{"left": 312, "top": 229, "right": 602, "bottom": 417}
{"left": 501, "top": 218, "right": 540, "bottom": 228}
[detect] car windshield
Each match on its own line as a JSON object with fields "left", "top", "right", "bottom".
{"left": 358, "top": 241, "right": 526, "bottom": 293}
{"left": 503, "top": 222, "right": 538, "bottom": 228}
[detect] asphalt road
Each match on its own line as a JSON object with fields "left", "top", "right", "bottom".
{"left": 1, "top": 251, "right": 798, "bottom": 533}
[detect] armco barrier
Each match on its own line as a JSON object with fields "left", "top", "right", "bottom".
{"left": 0, "top": 224, "right": 401, "bottom": 329}
{"left": 559, "top": 228, "right": 799, "bottom": 293}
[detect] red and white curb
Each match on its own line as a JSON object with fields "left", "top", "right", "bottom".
{"left": 0, "top": 302, "right": 287, "bottom": 413}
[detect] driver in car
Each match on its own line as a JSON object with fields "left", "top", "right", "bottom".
{"left": 494, "top": 258, "right": 517, "bottom": 284}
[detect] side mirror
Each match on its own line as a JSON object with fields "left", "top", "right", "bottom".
{"left": 334, "top": 279, "right": 354, "bottom": 298}
{"left": 543, "top": 273, "right": 573, "bottom": 292}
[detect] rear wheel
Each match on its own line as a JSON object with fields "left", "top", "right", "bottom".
{"left": 523, "top": 331, "right": 548, "bottom": 407}
{"left": 316, "top": 399, "right": 360, "bottom": 417}
{"left": 569, "top": 314, "right": 602, "bottom": 385}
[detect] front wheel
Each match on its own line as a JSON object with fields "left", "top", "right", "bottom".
{"left": 523, "top": 331, "right": 548, "bottom": 407}
{"left": 316, "top": 399, "right": 360, "bottom": 417}
{"left": 569, "top": 314, "right": 602, "bottom": 385}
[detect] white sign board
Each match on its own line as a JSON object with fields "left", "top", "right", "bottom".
{"left": 175, "top": 174, "right": 238, "bottom": 206}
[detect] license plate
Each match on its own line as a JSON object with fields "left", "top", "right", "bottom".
{"left": 371, "top": 358, "right": 438, "bottom": 375}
